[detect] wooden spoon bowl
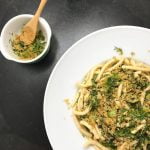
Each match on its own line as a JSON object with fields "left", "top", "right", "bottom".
{"left": 19, "top": 0, "right": 47, "bottom": 45}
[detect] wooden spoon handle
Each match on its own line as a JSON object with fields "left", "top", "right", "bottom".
{"left": 35, "top": 0, "right": 47, "bottom": 18}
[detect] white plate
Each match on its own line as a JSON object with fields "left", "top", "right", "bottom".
{"left": 44, "top": 26, "right": 150, "bottom": 150}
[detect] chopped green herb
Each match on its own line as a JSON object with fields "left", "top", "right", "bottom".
{"left": 108, "top": 109, "right": 116, "bottom": 118}
{"left": 129, "top": 108, "right": 149, "bottom": 120}
{"left": 134, "top": 80, "right": 149, "bottom": 90}
{"left": 135, "top": 126, "right": 150, "bottom": 148}
{"left": 114, "top": 47, "right": 123, "bottom": 55}
{"left": 102, "top": 139, "right": 116, "bottom": 149}
{"left": 90, "top": 95, "right": 99, "bottom": 110}
{"left": 115, "top": 127, "right": 132, "bottom": 137}
{"left": 105, "top": 73, "right": 121, "bottom": 97}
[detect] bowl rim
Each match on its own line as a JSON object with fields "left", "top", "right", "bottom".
{"left": 0, "top": 14, "right": 52, "bottom": 63}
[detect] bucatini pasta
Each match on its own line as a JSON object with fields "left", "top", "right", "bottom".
{"left": 68, "top": 56, "right": 150, "bottom": 150}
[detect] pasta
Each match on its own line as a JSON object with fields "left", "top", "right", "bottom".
{"left": 69, "top": 56, "right": 150, "bottom": 150}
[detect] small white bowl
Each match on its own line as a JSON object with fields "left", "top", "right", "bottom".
{"left": 0, "top": 14, "right": 52, "bottom": 63}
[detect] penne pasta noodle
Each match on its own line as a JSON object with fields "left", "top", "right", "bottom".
{"left": 117, "top": 83, "right": 123, "bottom": 99}
{"left": 96, "top": 58, "right": 117, "bottom": 81}
{"left": 80, "top": 120, "right": 99, "bottom": 139}
{"left": 84, "top": 139, "right": 109, "bottom": 150}
{"left": 73, "top": 115, "right": 92, "bottom": 138}
{"left": 73, "top": 106, "right": 91, "bottom": 116}
{"left": 108, "top": 57, "right": 124, "bottom": 71}
{"left": 122, "top": 65, "right": 150, "bottom": 72}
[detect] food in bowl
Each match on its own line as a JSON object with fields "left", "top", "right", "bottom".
{"left": 68, "top": 56, "right": 150, "bottom": 150}
{"left": 11, "top": 30, "right": 46, "bottom": 60}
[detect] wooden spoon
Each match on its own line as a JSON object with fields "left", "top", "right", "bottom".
{"left": 19, "top": 0, "right": 47, "bottom": 45}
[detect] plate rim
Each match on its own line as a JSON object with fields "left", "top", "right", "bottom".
{"left": 43, "top": 25, "right": 150, "bottom": 149}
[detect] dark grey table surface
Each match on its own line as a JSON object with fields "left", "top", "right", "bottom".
{"left": 0, "top": 0, "right": 150, "bottom": 150}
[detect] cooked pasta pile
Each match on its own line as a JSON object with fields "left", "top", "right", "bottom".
{"left": 71, "top": 57, "right": 150, "bottom": 150}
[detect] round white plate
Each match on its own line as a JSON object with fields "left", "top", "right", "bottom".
{"left": 44, "top": 26, "right": 150, "bottom": 150}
